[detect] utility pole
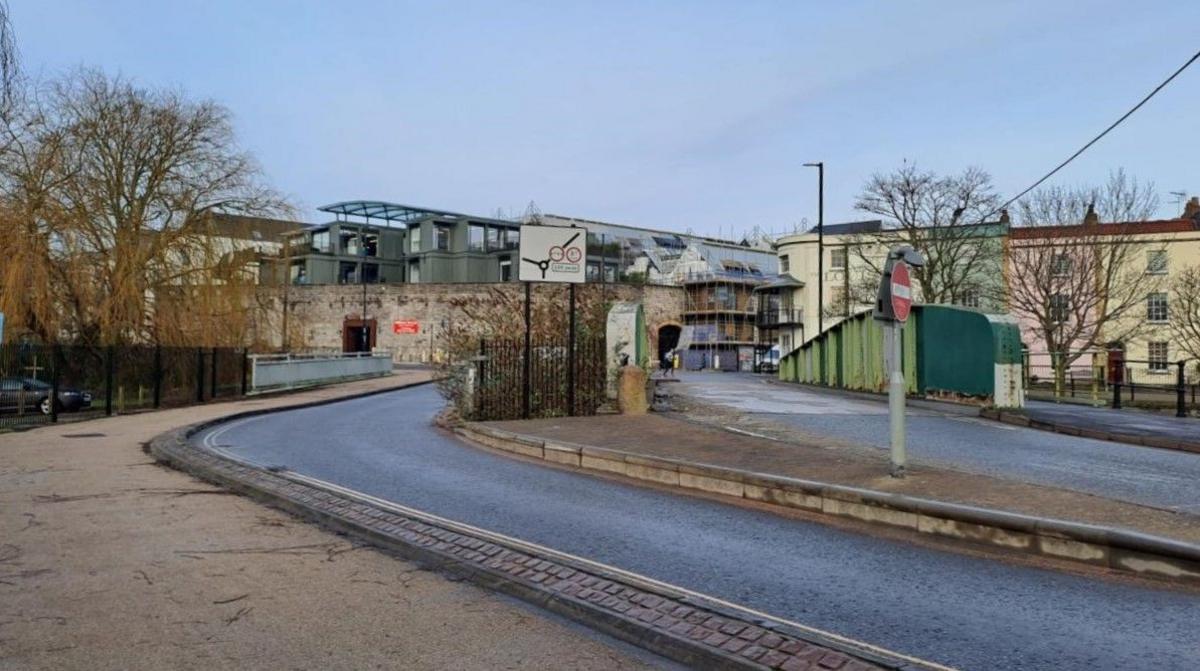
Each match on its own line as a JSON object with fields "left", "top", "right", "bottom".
{"left": 360, "top": 216, "right": 369, "bottom": 352}
{"left": 804, "top": 162, "right": 824, "bottom": 338}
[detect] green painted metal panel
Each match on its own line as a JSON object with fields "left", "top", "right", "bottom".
{"left": 917, "top": 306, "right": 992, "bottom": 397}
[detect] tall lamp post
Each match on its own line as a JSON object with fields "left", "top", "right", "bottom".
{"left": 803, "top": 162, "right": 824, "bottom": 339}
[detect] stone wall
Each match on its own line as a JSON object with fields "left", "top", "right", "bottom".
{"left": 259, "top": 282, "right": 686, "bottom": 363}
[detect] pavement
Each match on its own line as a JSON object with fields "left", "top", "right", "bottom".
{"left": 0, "top": 373, "right": 669, "bottom": 671}
{"left": 1021, "top": 399, "right": 1200, "bottom": 449}
{"left": 664, "top": 372, "right": 1200, "bottom": 518}
{"left": 202, "top": 385, "right": 1200, "bottom": 671}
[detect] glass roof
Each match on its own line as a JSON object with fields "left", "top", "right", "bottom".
{"left": 319, "top": 201, "right": 469, "bottom": 224}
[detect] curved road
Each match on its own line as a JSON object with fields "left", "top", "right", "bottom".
{"left": 675, "top": 373, "right": 1200, "bottom": 512}
{"left": 196, "top": 386, "right": 1200, "bottom": 671}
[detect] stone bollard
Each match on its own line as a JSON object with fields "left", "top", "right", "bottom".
{"left": 617, "top": 365, "right": 649, "bottom": 415}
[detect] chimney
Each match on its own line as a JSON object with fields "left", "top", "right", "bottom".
{"left": 999, "top": 209, "right": 1010, "bottom": 225}
{"left": 1083, "top": 203, "right": 1099, "bottom": 226}
{"left": 1184, "top": 196, "right": 1200, "bottom": 220}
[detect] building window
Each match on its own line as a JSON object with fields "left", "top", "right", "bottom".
{"left": 362, "top": 263, "right": 379, "bottom": 284}
{"left": 487, "top": 226, "right": 500, "bottom": 251}
{"left": 504, "top": 228, "right": 520, "bottom": 250}
{"left": 340, "top": 230, "right": 358, "bottom": 256}
{"left": 830, "top": 248, "right": 847, "bottom": 270}
{"left": 408, "top": 261, "right": 421, "bottom": 283}
{"left": 780, "top": 255, "right": 789, "bottom": 273}
{"left": 436, "top": 226, "right": 450, "bottom": 251}
{"left": 1148, "top": 341, "right": 1169, "bottom": 372}
{"left": 781, "top": 333, "right": 791, "bottom": 352}
{"left": 409, "top": 227, "right": 421, "bottom": 253}
{"left": 469, "top": 224, "right": 485, "bottom": 251}
{"left": 1147, "top": 250, "right": 1168, "bottom": 275}
{"left": 1051, "top": 254, "right": 1072, "bottom": 277}
{"left": 499, "top": 257, "right": 512, "bottom": 281}
{"left": 337, "top": 261, "right": 357, "bottom": 284}
{"left": 289, "top": 261, "right": 307, "bottom": 285}
{"left": 311, "top": 230, "right": 331, "bottom": 254}
{"left": 1049, "top": 293, "right": 1070, "bottom": 323}
{"left": 604, "top": 264, "right": 617, "bottom": 283}
{"left": 1147, "top": 292, "right": 1168, "bottom": 322}
{"left": 586, "top": 262, "right": 601, "bottom": 282}
{"left": 361, "top": 232, "right": 378, "bottom": 257}
{"left": 959, "top": 289, "right": 980, "bottom": 309}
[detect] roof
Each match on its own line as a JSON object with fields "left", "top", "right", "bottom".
{"left": 753, "top": 275, "right": 805, "bottom": 291}
{"left": 1010, "top": 218, "right": 1200, "bottom": 240}
{"left": 205, "top": 213, "right": 307, "bottom": 242}
{"left": 542, "top": 213, "right": 755, "bottom": 251}
{"left": 809, "top": 220, "right": 884, "bottom": 235}
{"left": 319, "top": 200, "right": 515, "bottom": 227}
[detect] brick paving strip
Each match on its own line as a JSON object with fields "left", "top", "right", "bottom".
{"left": 461, "top": 420, "right": 1200, "bottom": 587}
{"left": 150, "top": 421, "right": 934, "bottom": 671}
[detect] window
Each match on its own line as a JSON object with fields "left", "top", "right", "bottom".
{"left": 830, "top": 248, "right": 847, "bottom": 270}
{"left": 959, "top": 289, "right": 980, "bottom": 309}
{"left": 1050, "top": 254, "right": 1073, "bottom": 278}
{"left": 780, "top": 255, "right": 789, "bottom": 273}
{"left": 603, "top": 264, "right": 617, "bottom": 283}
{"left": 337, "top": 261, "right": 357, "bottom": 284}
{"left": 408, "top": 261, "right": 421, "bottom": 283}
{"left": 1049, "top": 293, "right": 1070, "bottom": 323}
{"left": 340, "top": 230, "right": 358, "bottom": 255}
{"left": 486, "top": 226, "right": 500, "bottom": 251}
{"left": 503, "top": 228, "right": 520, "bottom": 250}
{"left": 781, "top": 333, "right": 791, "bottom": 353}
{"left": 1146, "top": 250, "right": 1168, "bottom": 275}
{"left": 409, "top": 226, "right": 422, "bottom": 253}
{"left": 1147, "top": 292, "right": 1169, "bottom": 322}
{"left": 469, "top": 224, "right": 485, "bottom": 251}
{"left": 436, "top": 226, "right": 450, "bottom": 251}
{"left": 1148, "top": 342, "right": 1169, "bottom": 372}
{"left": 586, "top": 262, "right": 601, "bottom": 282}
{"left": 712, "top": 285, "right": 736, "bottom": 310}
{"left": 361, "top": 263, "right": 379, "bottom": 284}
{"left": 361, "top": 232, "right": 378, "bottom": 257}
{"left": 499, "top": 257, "right": 512, "bottom": 281}
{"left": 311, "top": 230, "right": 331, "bottom": 253}
{"left": 289, "top": 261, "right": 307, "bottom": 284}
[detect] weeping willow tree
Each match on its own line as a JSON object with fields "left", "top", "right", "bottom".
{"left": 0, "top": 68, "right": 287, "bottom": 346}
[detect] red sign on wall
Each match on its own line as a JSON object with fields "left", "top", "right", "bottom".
{"left": 393, "top": 320, "right": 420, "bottom": 335}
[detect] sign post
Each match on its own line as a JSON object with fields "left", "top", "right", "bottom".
{"left": 518, "top": 224, "right": 587, "bottom": 419}
{"left": 873, "top": 246, "right": 922, "bottom": 478}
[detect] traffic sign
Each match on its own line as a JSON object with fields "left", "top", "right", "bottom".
{"left": 519, "top": 224, "right": 587, "bottom": 283}
{"left": 392, "top": 320, "right": 420, "bottom": 335}
{"left": 891, "top": 261, "right": 912, "bottom": 323}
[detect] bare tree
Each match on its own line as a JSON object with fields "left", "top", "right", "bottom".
{"left": 1005, "top": 170, "right": 1161, "bottom": 396}
{"left": 1169, "top": 265, "right": 1200, "bottom": 363}
{"left": 851, "top": 163, "right": 1004, "bottom": 307}
{"left": 0, "top": 69, "right": 286, "bottom": 346}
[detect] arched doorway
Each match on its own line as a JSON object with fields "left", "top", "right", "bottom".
{"left": 657, "top": 324, "right": 681, "bottom": 362}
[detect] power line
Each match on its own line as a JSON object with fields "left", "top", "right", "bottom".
{"left": 989, "top": 47, "right": 1200, "bottom": 220}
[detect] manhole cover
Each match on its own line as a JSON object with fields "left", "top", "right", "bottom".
{"left": 61, "top": 432, "right": 106, "bottom": 438}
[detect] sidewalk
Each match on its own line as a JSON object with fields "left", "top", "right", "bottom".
{"left": 485, "top": 411, "right": 1200, "bottom": 546}
{"left": 0, "top": 373, "right": 662, "bottom": 671}
{"left": 996, "top": 400, "right": 1200, "bottom": 453}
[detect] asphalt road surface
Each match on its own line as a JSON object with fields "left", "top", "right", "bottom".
{"left": 675, "top": 373, "right": 1200, "bottom": 513}
{"left": 195, "top": 386, "right": 1200, "bottom": 671}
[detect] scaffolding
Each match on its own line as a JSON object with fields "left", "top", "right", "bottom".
{"left": 678, "top": 268, "right": 771, "bottom": 372}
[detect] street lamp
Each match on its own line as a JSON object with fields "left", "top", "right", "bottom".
{"left": 803, "top": 162, "right": 824, "bottom": 338}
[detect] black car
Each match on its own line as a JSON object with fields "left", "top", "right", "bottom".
{"left": 0, "top": 377, "right": 93, "bottom": 415}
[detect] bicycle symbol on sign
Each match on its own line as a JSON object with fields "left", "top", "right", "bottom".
{"left": 522, "top": 231, "right": 583, "bottom": 279}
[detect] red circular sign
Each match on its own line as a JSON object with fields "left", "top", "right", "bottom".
{"left": 891, "top": 261, "right": 913, "bottom": 322}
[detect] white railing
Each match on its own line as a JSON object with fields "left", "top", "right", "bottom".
{"left": 249, "top": 351, "right": 392, "bottom": 392}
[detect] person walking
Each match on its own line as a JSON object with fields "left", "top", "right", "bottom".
{"left": 661, "top": 348, "right": 676, "bottom": 378}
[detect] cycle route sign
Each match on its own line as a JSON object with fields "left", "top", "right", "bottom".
{"left": 519, "top": 224, "right": 587, "bottom": 283}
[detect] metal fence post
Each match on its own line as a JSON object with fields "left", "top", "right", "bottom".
{"left": 50, "top": 344, "right": 61, "bottom": 423}
{"left": 523, "top": 282, "right": 531, "bottom": 420}
{"left": 209, "top": 348, "right": 218, "bottom": 399}
{"left": 568, "top": 283, "right": 576, "bottom": 417}
{"left": 195, "top": 348, "right": 205, "bottom": 403}
{"left": 240, "top": 349, "right": 249, "bottom": 396}
{"left": 1112, "top": 381, "right": 1121, "bottom": 409}
{"left": 1176, "top": 360, "right": 1186, "bottom": 418}
{"left": 152, "top": 345, "right": 162, "bottom": 409}
{"left": 104, "top": 345, "right": 114, "bottom": 416}
{"left": 477, "top": 339, "right": 486, "bottom": 419}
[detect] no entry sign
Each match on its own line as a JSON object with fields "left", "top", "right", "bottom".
{"left": 891, "top": 261, "right": 912, "bottom": 323}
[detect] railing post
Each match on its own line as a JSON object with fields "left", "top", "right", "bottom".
{"left": 195, "top": 348, "right": 205, "bottom": 403}
{"left": 104, "top": 345, "right": 114, "bottom": 416}
{"left": 209, "top": 348, "right": 218, "bottom": 399}
{"left": 152, "top": 345, "right": 162, "bottom": 409}
{"left": 240, "top": 349, "right": 249, "bottom": 396}
{"left": 1176, "top": 360, "right": 1186, "bottom": 418}
{"left": 1112, "top": 381, "right": 1121, "bottom": 409}
{"left": 50, "top": 344, "right": 61, "bottom": 423}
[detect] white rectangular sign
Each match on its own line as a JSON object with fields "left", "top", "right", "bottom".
{"left": 518, "top": 224, "right": 587, "bottom": 283}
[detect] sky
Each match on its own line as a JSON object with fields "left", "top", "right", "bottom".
{"left": 11, "top": 1, "right": 1200, "bottom": 237}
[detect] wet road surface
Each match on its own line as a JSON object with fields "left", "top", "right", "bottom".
{"left": 196, "top": 386, "right": 1200, "bottom": 671}
{"left": 675, "top": 373, "right": 1200, "bottom": 513}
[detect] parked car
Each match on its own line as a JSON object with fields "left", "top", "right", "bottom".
{"left": 0, "top": 377, "right": 93, "bottom": 415}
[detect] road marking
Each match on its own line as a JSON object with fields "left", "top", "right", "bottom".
{"left": 272, "top": 468, "right": 957, "bottom": 671}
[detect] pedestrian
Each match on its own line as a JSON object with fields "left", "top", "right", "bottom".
{"left": 661, "top": 348, "right": 675, "bottom": 378}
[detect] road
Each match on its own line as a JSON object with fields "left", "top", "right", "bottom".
{"left": 196, "top": 385, "right": 1200, "bottom": 671}
{"left": 674, "top": 373, "right": 1200, "bottom": 513}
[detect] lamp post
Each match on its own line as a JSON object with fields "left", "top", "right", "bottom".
{"left": 803, "top": 162, "right": 824, "bottom": 338}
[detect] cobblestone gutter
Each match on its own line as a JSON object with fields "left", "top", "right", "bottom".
{"left": 150, "top": 422, "right": 940, "bottom": 671}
